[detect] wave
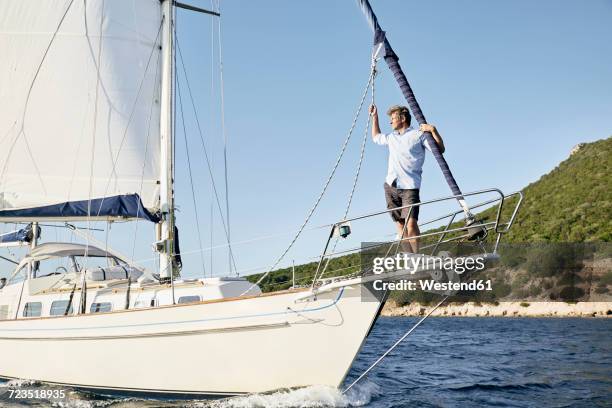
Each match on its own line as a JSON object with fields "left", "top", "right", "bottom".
{"left": 187, "top": 382, "right": 381, "bottom": 408}
{"left": 51, "top": 399, "right": 117, "bottom": 408}
{"left": 448, "top": 382, "right": 553, "bottom": 392}
{"left": 0, "top": 378, "right": 40, "bottom": 388}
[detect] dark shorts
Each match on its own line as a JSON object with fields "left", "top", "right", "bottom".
{"left": 384, "top": 182, "right": 420, "bottom": 222}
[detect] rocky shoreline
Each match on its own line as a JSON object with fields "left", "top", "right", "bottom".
{"left": 381, "top": 301, "right": 612, "bottom": 318}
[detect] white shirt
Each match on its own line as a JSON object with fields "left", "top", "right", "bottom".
{"left": 373, "top": 126, "right": 432, "bottom": 189}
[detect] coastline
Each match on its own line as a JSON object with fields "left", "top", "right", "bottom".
{"left": 381, "top": 301, "right": 612, "bottom": 318}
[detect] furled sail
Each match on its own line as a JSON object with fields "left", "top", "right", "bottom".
{"left": 356, "top": 0, "right": 488, "bottom": 240}
{"left": 0, "top": 0, "right": 162, "bottom": 222}
{"left": 0, "top": 224, "right": 36, "bottom": 247}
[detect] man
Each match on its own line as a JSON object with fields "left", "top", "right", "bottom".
{"left": 369, "top": 104, "right": 445, "bottom": 253}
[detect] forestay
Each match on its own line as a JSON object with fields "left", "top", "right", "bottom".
{"left": 0, "top": 0, "right": 162, "bottom": 221}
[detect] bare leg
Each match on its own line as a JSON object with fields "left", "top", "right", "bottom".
{"left": 395, "top": 221, "right": 412, "bottom": 253}
{"left": 406, "top": 218, "right": 420, "bottom": 253}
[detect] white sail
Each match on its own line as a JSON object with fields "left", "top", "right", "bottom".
{"left": 0, "top": 0, "right": 162, "bottom": 218}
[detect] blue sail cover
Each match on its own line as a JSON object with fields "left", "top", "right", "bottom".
{"left": 0, "top": 194, "right": 160, "bottom": 222}
{"left": 0, "top": 225, "right": 32, "bottom": 245}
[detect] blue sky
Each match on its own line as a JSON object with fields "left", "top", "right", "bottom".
{"left": 2, "top": 0, "right": 611, "bottom": 279}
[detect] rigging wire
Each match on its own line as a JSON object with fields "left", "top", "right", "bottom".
{"left": 0, "top": 254, "right": 18, "bottom": 265}
{"left": 215, "top": 0, "right": 234, "bottom": 276}
{"left": 209, "top": 0, "right": 216, "bottom": 278}
{"left": 131, "top": 34, "right": 163, "bottom": 267}
{"left": 0, "top": 121, "right": 15, "bottom": 148}
{"left": 85, "top": 0, "right": 107, "bottom": 268}
{"left": 343, "top": 295, "right": 450, "bottom": 393}
{"left": 313, "top": 60, "right": 377, "bottom": 285}
{"left": 176, "top": 71, "right": 207, "bottom": 277}
{"left": 210, "top": 202, "right": 213, "bottom": 277}
{"left": 175, "top": 37, "right": 238, "bottom": 274}
{"left": 242, "top": 62, "right": 379, "bottom": 295}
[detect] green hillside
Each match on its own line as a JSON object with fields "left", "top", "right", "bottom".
{"left": 248, "top": 137, "right": 612, "bottom": 293}
{"left": 483, "top": 137, "right": 611, "bottom": 242}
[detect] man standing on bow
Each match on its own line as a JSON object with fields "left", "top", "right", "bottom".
{"left": 369, "top": 104, "right": 445, "bottom": 253}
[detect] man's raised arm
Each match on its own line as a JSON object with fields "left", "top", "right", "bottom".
{"left": 369, "top": 104, "right": 381, "bottom": 140}
{"left": 419, "top": 123, "right": 445, "bottom": 154}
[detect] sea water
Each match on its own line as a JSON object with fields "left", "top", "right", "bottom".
{"left": 1, "top": 317, "right": 610, "bottom": 407}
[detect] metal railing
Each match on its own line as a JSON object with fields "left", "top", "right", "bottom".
{"left": 310, "top": 188, "right": 523, "bottom": 286}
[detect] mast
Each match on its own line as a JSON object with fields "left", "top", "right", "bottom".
{"left": 30, "top": 223, "right": 38, "bottom": 249}
{"left": 158, "top": 0, "right": 175, "bottom": 280}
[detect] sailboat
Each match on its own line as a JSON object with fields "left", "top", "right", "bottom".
{"left": 0, "top": 0, "right": 522, "bottom": 397}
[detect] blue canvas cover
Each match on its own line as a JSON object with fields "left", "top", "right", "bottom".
{"left": 0, "top": 225, "right": 32, "bottom": 244}
{"left": 0, "top": 194, "right": 160, "bottom": 222}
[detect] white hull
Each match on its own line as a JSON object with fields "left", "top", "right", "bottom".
{"left": 0, "top": 282, "right": 383, "bottom": 395}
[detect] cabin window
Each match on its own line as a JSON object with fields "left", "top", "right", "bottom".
{"left": 23, "top": 302, "right": 42, "bottom": 317}
{"left": 178, "top": 295, "right": 201, "bottom": 304}
{"left": 134, "top": 298, "right": 157, "bottom": 308}
{"left": 90, "top": 302, "right": 112, "bottom": 313}
{"left": 50, "top": 300, "right": 73, "bottom": 316}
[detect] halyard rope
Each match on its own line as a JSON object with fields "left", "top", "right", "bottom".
{"left": 313, "top": 58, "right": 378, "bottom": 285}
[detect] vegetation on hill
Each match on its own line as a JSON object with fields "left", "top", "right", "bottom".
{"left": 482, "top": 137, "right": 611, "bottom": 243}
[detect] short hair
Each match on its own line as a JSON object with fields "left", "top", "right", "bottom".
{"left": 387, "top": 105, "right": 411, "bottom": 125}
